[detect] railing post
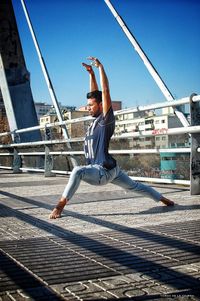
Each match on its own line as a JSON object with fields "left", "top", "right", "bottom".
{"left": 44, "top": 125, "right": 54, "bottom": 177}
{"left": 44, "top": 146, "right": 54, "bottom": 177}
{"left": 190, "top": 93, "right": 200, "bottom": 195}
{"left": 12, "top": 148, "right": 22, "bottom": 173}
{"left": 12, "top": 131, "right": 22, "bottom": 173}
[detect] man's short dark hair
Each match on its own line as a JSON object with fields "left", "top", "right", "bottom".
{"left": 87, "top": 90, "right": 102, "bottom": 104}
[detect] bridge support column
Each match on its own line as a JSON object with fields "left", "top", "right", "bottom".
{"left": 190, "top": 93, "right": 200, "bottom": 195}
{"left": 0, "top": 0, "right": 41, "bottom": 143}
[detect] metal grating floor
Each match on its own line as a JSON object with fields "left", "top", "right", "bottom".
{"left": 0, "top": 216, "right": 200, "bottom": 300}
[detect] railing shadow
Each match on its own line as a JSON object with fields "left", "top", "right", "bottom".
{"left": 0, "top": 179, "right": 63, "bottom": 188}
{"left": 0, "top": 250, "right": 65, "bottom": 300}
{"left": 0, "top": 191, "right": 200, "bottom": 296}
{"left": 0, "top": 190, "right": 199, "bottom": 251}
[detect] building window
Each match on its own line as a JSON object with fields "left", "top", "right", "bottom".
{"left": 145, "top": 119, "right": 153, "bottom": 125}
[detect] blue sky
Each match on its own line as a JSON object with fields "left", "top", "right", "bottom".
{"left": 12, "top": 0, "right": 200, "bottom": 109}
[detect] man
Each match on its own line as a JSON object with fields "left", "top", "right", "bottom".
{"left": 49, "top": 57, "right": 174, "bottom": 219}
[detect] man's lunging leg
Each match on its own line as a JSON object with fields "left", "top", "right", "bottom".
{"left": 49, "top": 166, "right": 85, "bottom": 219}
{"left": 112, "top": 168, "right": 174, "bottom": 206}
{"left": 49, "top": 164, "right": 112, "bottom": 219}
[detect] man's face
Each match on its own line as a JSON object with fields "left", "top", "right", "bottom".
{"left": 87, "top": 98, "right": 102, "bottom": 117}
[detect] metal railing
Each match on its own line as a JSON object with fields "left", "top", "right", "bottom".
{"left": 0, "top": 94, "right": 200, "bottom": 192}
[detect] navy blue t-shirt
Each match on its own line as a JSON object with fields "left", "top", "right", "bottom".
{"left": 84, "top": 107, "right": 116, "bottom": 169}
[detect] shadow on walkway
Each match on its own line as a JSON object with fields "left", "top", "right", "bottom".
{"left": 0, "top": 190, "right": 200, "bottom": 296}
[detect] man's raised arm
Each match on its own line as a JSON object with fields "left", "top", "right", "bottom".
{"left": 82, "top": 62, "right": 98, "bottom": 92}
{"left": 87, "top": 57, "right": 112, "bottom": 116}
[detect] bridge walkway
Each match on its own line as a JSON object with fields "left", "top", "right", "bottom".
{"left": 0, "top": 170, "right": 199, "bottom": 300}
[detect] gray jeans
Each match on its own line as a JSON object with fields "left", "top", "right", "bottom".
{"left": 62, "top": 164, "right": 162, "bottom": 202}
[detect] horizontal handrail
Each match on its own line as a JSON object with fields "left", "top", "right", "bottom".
{"left": 128, "top": 176, "right": 190, "bottom": 186}
{"left": 0, "top": 165, "right": 189, "bottom": 185}
{"left": 15, "top": 166, "right": 192, "bottom": 186}
{"left": 0, "top": 94, "right": 199, "bottom": 139}
{"left": 114, "top": 94, "right": 200, "bottom": 116}
{"left": 0, "top": 124, "right": 199, "bottom": 149}
{"left": 0, "top": 147, "right": 192, "bottom": 157}
{"left": 116, "top": 125, "right": 200, "bottom": 138}
{"left": 0, "top": 166, "right": 12, "bottom": 170}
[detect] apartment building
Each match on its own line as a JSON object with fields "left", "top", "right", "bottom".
{"left": 34, "top": 102, "right": 52, "bottom": 120}
{"left": 40, "top": 108, "right": 89, "bottom": 138}
{"left": 115, "top": 110, "right": 188, "bottom": 149}
{"left": 35, "top": 102, "right": 76, "bottom": 121}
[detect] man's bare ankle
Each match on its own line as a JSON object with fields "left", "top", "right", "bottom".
{"left": 49, "top": 198, "right": 68, "bottom": 219}
{"left": 59, "top": 197, "right": 67, "bottom": 204}
{"left": 160, "top": 196, "right": 174, "bottom": 206}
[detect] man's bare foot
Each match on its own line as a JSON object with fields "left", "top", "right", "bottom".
{"left": 49, "top": 198, "right": 67, "bottom": 219}
{"left": 160, "top": 196, "right": 174, "bottom": 206}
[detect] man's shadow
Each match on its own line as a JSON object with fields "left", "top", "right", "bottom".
{"left": 92, "top": 203, "right": 200, "bottom": 217}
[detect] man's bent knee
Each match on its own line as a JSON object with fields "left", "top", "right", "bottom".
{"left": 71, "top": 166, "right": 85, "bottom": 178}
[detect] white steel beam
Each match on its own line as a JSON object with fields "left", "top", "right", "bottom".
{"left": 104, "top": 0, "right": 190, "bottom": 128}
{"left": 0, "top": 54, "right": 18, "bottom": 140}
{"left": 20, "top": 0, "right": 77, "bottom": 167}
